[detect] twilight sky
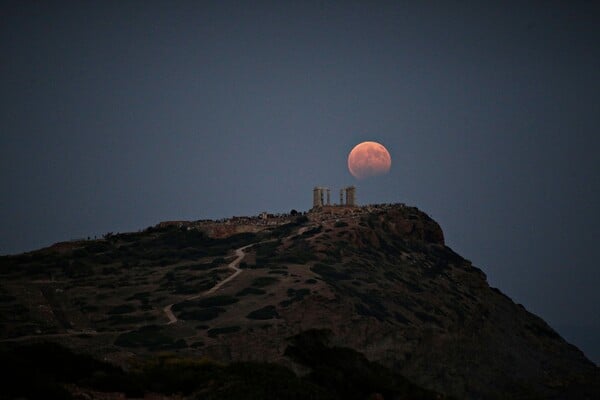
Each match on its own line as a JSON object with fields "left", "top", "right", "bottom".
{"left": 1, "top": 1, "right": 599, "bottom": 363}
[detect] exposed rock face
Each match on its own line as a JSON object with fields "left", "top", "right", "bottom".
{"left": 1, "top": 204, "right": 597, "bottom": 399}
{"left": 373, "top": 206, "right": 444, "bottom": 245}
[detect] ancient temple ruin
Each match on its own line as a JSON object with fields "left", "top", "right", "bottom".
{"left": 313, "top": 186, "right": 356, "bottom": 208}
{"left": 312, "top": 187, "right": 330, "bottom": 207}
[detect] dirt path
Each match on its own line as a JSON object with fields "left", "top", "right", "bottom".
{"left": 1, "top": 243, "right": 257, "bottom": 340}
{"left": 163, "top": 242, "right": 255, "bottom": 325}
{"left": 1, "top": 224, "right": 315, "bottom": 341}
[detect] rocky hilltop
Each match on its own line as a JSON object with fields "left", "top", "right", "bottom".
{"left": 0, "top": 204, "right": 597, "bottom": 399}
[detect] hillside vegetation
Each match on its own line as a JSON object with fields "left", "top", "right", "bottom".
{"left": 0, "top": 204, "right": 597, "bottom": 399}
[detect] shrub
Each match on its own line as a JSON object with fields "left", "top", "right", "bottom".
{"left": 0, "top": 344, "right": 339, "bottom": 399}
{"left": 127, "top": 291, "right": 151, "bottom": 301}
{"left": 72, "top": 248, "right": 89, "bottom": 258}
{"left": 194, "top": 295, "right": 239, "bottom": 307}
{"left": 102, "top": 266, "right": 119, "bottom": 275}
{"left": 251, "top": 276, "right": 279, "bottom": 287}
{"left": 285, "top": 329, "right": 442, "bottom": 400}
{"left": 300, "top": 226, "right": 323, "bottom": 237}
{"left": 107, "top": 314, "right": 156, "bottom": 326}
{"left": 254, "top": 241, "right": 280, "bottom": 263}
{"left": 310, "top": 264, "right": 352, "bottom": 281}
{"left": 246, "top": 305, "right": 279, "bottom": 320}
{"left": 209, "top": 362, "right": 333, "bottom": 400}
{"left": 170, "top": 280, "right": 215, "bottom": 295}
{"left": 211, "top": 257, "right": 226, "bottom": 266}
{"left": 84, "top": 241, "right": 111, "bottom": 253}
{"left": 137, "top": 356, "right": 221, "bottom": 395}
{"left": 236, "top": 287, "right": 267, "bottom": 296}
{"left": 207, "top": 326, "right": 241, "bottom": 337}
{"left": 268, "top": 270, "right": 288, "bottom": 275}
{"left": 107, "top": 304, "right": 136, "bottom": 314}
{"left": 114, "top": 325, "right": 179, "bottom": 349}
{"left": 280, "top": 288, "right": 311, "bottom": 308}
{"left": 295, "top": 215, "right": 309, "bottom": 224}
{"left": 0, "top": 294, "right": 16, "bottom": 302}
{"left": 177, "top": 307, "right": 225, "bottom": 321}
{"left": 1, "top": 342, "right": 138, "bottom": 399}
{"left": 275, "top": 240, "right": 315, "bottom": 264}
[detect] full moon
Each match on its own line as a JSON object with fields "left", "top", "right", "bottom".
{"left": 347, "top": 141, "right": 392, "bottom": 180}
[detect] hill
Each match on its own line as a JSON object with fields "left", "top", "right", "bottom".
{"left": 0, "top": 204, "right": 597, "bottom": 399}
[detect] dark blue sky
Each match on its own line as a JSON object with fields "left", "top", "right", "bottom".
{"left": 1, "top": 1, "right": 599, "bottom": 363}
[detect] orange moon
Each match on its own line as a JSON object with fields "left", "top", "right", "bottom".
{"left": 347, "top": 141, "right": 392, "bottom": 179}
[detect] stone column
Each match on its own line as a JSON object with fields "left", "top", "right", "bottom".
{"left": 346, "top": 186, "right": 356, "bottom": 206}
{"left": 313, "top": 187, "right": 322, "bottom": 208}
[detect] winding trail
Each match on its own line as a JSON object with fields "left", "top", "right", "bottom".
{"left": 0, "top": 223, "right": 321, "bottom": 342}
{"left": 1, "top": 243, "right": 256, "bottom": 341}
{"left": 163, "top": 243, "right": 255, "bottom": 325}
